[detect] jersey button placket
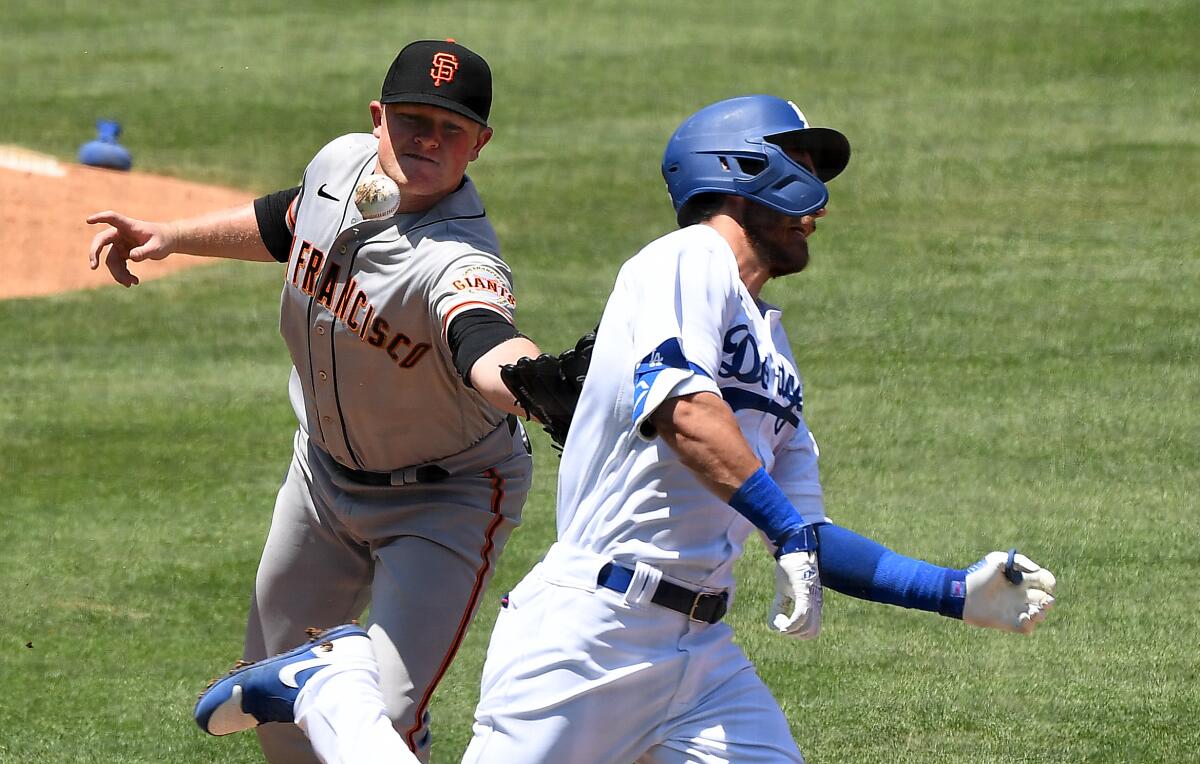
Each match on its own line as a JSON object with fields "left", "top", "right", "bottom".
{"left": 310, "top": 271, "right": 346, "bottom": 462}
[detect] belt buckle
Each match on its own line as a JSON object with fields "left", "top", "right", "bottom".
{"left": 388, "top": 464, "right": 450, "bottom": 486}
{"left": 688, "top": 590, "right": 726, "bottom": 624}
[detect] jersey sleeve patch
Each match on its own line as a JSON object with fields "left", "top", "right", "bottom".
{"left": 434, "top": 257, "right": 519, "bottom": 341}
{"left": 448, "top": 264, "right": 517, "bottom": 309}
{"left": 631, "top": 337, "right": 718, "bottom": 440}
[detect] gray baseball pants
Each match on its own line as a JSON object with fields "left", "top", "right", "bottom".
{"left": 243, "top": 420, "right": 531, "bottom": 763}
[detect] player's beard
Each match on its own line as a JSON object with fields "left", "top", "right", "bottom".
{"left": 743, "top": 203, "right": 810, "bottom": 277}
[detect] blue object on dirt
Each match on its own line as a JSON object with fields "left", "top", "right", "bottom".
{"left": 78, "top": 119, "right": 132, "bottom": 170}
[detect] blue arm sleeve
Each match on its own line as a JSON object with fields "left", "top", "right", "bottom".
{"left": 815, "top": 524, "right": 967, "bottom": 619}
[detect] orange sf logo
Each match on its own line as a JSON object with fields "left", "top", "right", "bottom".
{"left": 430, "top": 52, "right": 459, "bottom": 87}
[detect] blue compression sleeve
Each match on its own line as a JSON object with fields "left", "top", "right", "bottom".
{"left": 728, "top": 468, "right": 816, "bottom": 555}
{"left": 815, "top": 524, "right": 968, "bottom": 619}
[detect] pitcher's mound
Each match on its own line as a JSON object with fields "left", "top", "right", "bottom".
{"left": 0, "top": 146, "right": 254, "bottom": 299}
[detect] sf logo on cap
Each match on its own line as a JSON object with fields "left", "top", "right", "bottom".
{"left": 430, "top": 52, "right": 459, "bottom": 87}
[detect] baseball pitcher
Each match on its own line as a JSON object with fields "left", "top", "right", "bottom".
{"left": 89, "top": 39, "right": 559, "bottom": 764}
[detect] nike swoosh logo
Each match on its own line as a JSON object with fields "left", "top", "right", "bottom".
{"left": 317, "top": 184, "right": 339, "bottom": 201}
{"left": 278, "top": 654, "right": 334, "bottom": 688}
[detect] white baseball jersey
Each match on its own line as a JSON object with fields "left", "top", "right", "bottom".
{"left": 557, "top": 223, "right": 827, "bottom": 589}
{"left": 278, "top": 133, "right": 518, "bottom": 471}
{"left": 465, "top": 223, "right": 822, "bottom": 763}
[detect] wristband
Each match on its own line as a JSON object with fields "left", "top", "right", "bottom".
{"left": 776, "top": 524, "right": 819, "bottom": 556}
{"left": 729, "top": 467, "right": 808, "bottom": 554}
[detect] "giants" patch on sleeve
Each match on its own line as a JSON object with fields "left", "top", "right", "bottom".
{"left": 450, "top": 264, "right": 517, "bottom": 309}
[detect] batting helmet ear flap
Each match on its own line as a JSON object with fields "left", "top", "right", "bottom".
{"left": 730, "top": 142, "right": 828, "bottom": 216}
{"left": 663, "top": 143, "right": 828, "bottom": 219}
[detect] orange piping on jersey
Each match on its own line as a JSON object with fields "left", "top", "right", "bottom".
{"left": 404, "top": 468, "right": 507, "bottom": 751}
{"left": 286, "top": 196, "right": 298, "bottom": 232}
{"left": 440, "top": 301, "right": 514, "bottom": 340}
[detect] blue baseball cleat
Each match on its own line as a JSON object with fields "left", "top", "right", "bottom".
{"left": 194, "top": 623, "right": 369, "bottom": 736}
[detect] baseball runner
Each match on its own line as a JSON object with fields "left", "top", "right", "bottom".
{"left": 192, "top": 95, "right": 1057, "bottom": 764}
{"left": 87, "top": 40, "right": 555, "bottom": 764}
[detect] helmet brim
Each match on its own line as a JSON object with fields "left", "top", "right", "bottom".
{"left": 766, "top": 126, "right": 850, "bottom": 182}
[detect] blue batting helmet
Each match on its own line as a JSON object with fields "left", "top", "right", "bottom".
{"left": 661, "top": 95, "right": 850, "bottom": 219}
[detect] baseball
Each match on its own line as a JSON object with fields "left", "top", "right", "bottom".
{"left": 354, "top": 174, "right": 401, "bottom": 219}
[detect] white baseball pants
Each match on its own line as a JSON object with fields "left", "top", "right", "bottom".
{"left": 462, "top": 542, "right": 805, "bottom": 763}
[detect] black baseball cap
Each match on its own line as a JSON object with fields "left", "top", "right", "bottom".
{"left": 380, "top": 39, "right": 492, "bottom": 126}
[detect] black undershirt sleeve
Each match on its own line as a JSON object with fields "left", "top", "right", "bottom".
{"left": 253, "top": 186, "right": 301, "bottom": 263}
{"left": 448, "top": 308, "right": 524, "bottom": 388}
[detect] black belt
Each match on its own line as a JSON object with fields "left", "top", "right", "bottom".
{"left": 597, "top": 563, "right": 728, "bottom": 624}
{"left": 328, "top": 461, "right": 450, "bottom": 486}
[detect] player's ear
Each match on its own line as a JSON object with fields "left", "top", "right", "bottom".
{"left": 468, "top": 126, "right": 493, "bottom": 161}
{"left": 370, "top": 101, "right": 385, "bottom": 139}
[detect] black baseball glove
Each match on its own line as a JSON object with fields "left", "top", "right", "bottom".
{"left": 500, "top": 331, "right": 595, "bottom": 449}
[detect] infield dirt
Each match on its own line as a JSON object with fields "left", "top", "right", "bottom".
{"left": 0, "top": 146, "right": 251, "bottom": 299}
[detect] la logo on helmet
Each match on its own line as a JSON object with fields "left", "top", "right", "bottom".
{"left": 787, "top": 101, "right": 809, "bottom": 129}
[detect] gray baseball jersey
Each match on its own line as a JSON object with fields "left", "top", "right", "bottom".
{"left": 244, "top": 133, "right": 532, "bottom": 764}
{"left": 279, "top": 133, "right": 518, "bottom": 472}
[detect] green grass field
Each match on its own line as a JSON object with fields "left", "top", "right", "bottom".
{"left": 2, "top": 1, "right": 1197, "bottom": 762}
